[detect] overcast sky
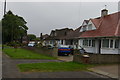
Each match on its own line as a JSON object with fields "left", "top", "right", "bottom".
{"left": 3, "top": 2, "right": 119, "bottom": 37}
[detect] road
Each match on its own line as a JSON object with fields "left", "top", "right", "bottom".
{"left": 2, "top": 52, "right": 113, "bottom": 79}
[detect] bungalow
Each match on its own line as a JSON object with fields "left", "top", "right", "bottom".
{"left": 45, "top": 28, "right": 73, "bottom": 47}
{"left": 65, "top": 9, "right": 120, "bottom": 54}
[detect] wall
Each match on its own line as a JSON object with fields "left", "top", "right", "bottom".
{"left": 101, "top": 48, "right": 119, "bottom": 54}
{"left": 84, "top": 47, "right": 96, "bottom": 53}
{"left": 73, "top": 53, "right": 120, "bottom": 64}
{"left": 24, "top": 47, "right": 58, "bottom": 57}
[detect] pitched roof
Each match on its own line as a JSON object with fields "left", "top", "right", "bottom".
{"left": 84, "top": 20, "right": 89, "bottom": 24}
{"left": 46, "top": 28, "right": 73, "bottom": 40}
{"left": 79, "top": 11, "right": 120, "bottom": 38}
{"left": 63, "top": 26, "right": 82, "bottom": 39}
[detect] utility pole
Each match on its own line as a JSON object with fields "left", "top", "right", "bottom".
{"left": 4, "top": 0, "right": 6, "bottom": 15}
{"left": 3, "top": 0, "right": 6, "bottom": 49}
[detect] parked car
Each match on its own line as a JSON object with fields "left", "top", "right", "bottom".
{"left": 28, "top": 42, "right": 35, "bottom": 47}
{"left": 47, "top": 44, "right": 54, "bottom": 49}
{"left": 58, "top": 45, "right": 72, "bottom": 56}
{"left": 79, "top": 46, "right": 86, "bottom": 54}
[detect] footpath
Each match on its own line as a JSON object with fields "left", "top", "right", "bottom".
{"left": 88, "top": 64, "right": 119, "bottom": 79}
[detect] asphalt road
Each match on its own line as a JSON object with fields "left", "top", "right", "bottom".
{"left": 2, "top": 52, "right": 111, "bottom": 79}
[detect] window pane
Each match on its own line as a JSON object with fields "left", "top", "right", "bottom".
{"left": 88, "top": 24, "right": 92, "bottom": 30}
{"left": 89, "top": 40, "right": 91, "bottom": 46}
{"left": 102, "top": 39, "right": 109, "bottom": 48}
{"left": 83, "top": 39, "right": 88, "bottom": 46}
{"left": 92, "top": 40, "right": 95, "bottom": 47}
{"left": 115, "top": 39, "right": 119, "bottom": 48}
{"left": 83, "top": 26, "right": 86, "bottom": 31}
{"left": 110, "top": 40, "right": 113, "bottom": 48}
{"left": 83, "top": 40, "right": 86, "bottom": 46}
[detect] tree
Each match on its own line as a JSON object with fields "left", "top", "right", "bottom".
{"left": 27, "top": 34, "right": 36, "bottom": 41}
{"left": 2, "top": 10, "right": 28, "bottom": 44}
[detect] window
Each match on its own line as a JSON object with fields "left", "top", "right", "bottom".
{"left": 115, "top": 39, "right": 119, "bottom": 48}
{"left": 88, "top": 40, "right": 91, "bottom": 46}
{"left": 61, "top": 40, "right": 63, "bottom": 45}
{"left": 102, "top": 39, "right": 109, "bottom": 48}
{"left": 88, "top": 24, "right": 92, "bottom": 30}
{"left": 102, "top": 39, "right": 119, "bottom": 49}
{"left": 110, "top": 40, "right": 113, "bottom": 48}
{"left": 83, "top": 26, "right": 86, "bottom": 31}
{"left": 92, "top": 40, "right": 95, "bottom": 47}
{"left": 83, "top": 39, "right": 88, "bottom": 46}
{"left": 83, "top": 39, "right": 95, "bottom": 47}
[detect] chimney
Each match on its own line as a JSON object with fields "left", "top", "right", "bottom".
{"left": 40, "top": 33, "right": 43, "bottom": 40}
{"left": 101, "top": 9, "right": 108, "bottom": 17}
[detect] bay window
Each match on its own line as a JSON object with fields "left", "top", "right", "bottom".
{"left": 102, "top": 39, "right": 119, "bottom": 49}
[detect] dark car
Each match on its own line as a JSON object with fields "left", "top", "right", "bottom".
{"left": 58, "top": 45, "right": 72, "bottom": 56}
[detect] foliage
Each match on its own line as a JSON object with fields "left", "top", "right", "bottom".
{"left": 6, "top": 41, "right": 22, "bottom": 47}
{"left": 34, "top": 37, "right": 40, "bottom": 41}
{"left": 2, "top": 10, "right": 28, "bottom": 44}
{"left": 27, "top": 34, "right": 36, "bottom": 41}
{"left": 17, "top": 62, "right": 94, "bottom": 72}
{"left": 3, "top": 48, "right": 56, "bottom": 59}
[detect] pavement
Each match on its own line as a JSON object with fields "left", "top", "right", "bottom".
{"left": 88, "top": 64, "right": 119, "bottom": 79}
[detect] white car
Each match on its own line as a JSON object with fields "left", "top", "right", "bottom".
{"left": 28, "top": 42, "right": 35, "bottom": 47}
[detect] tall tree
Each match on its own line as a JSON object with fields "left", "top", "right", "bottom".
{"left": 2, "top": 10, "right": 28, "bottom": 44}
{"left": 27, "top": 34, "right": 36, "bottom": 41}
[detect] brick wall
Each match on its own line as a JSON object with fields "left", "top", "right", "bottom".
{"left": 73, "top": 50, "right": 120, "bottom": 64}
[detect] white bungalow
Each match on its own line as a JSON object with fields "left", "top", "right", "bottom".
{"left": 63, "top": 9, "right": 120, "bottom": 54}
{"left": 77, "top": 9, "right": 120, "bottom": 54}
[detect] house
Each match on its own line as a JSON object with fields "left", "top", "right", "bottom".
{"left": 71, "top": 9, "right": 120, "bottom": 54}
{"left": 45, "top": 28, "right": 73, "bottom": 47}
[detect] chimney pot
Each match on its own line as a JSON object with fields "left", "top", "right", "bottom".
{"left": 101, "top": 9, "right": 108, "bottom": 17}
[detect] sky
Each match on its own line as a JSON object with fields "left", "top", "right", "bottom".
{"left": 1, "top": 1, "right": 119, "bottom": 37}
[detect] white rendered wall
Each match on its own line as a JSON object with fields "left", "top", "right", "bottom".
{"left": 101, "top": 48, "right": 119, "bottom": 54}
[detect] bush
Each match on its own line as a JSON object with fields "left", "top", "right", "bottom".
{"left": 7, "top": 41, "right": 22, "bottom": 48}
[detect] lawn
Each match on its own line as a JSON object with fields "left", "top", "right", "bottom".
{"left": 3, "top": 48, "right": 56, "bottom": 59}
{"left": 18, "top": 62, "right": 94, "bottom": 72}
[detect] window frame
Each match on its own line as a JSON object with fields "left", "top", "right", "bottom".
{"left": 83, "top": 39, "right": 95, "bottom": 47}
{"left": 102, "top": 39, "right": 119, "bottom": 49}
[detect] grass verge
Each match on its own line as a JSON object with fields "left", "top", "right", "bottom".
{"left": 18, "top": 62, "right": 94, "bottom": 72}
{"left": 3, "top": 48, "right": 56, "bottom": 59}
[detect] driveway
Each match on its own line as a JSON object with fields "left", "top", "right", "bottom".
{"left": 57, "top": 55, "right": 73, "bottom": 62}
